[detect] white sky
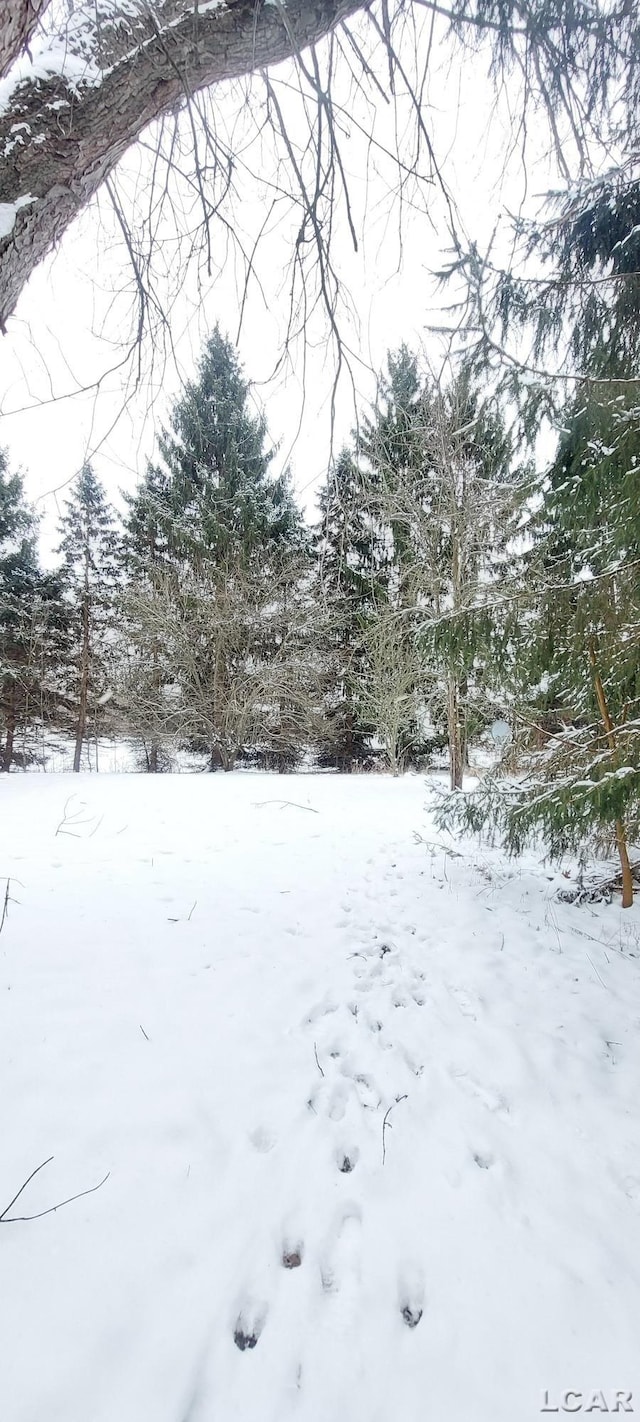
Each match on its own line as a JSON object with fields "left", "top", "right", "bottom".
{"left": 0, "top": 12, "right": 560, "bottom": 562}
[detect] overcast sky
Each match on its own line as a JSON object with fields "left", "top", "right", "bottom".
{"left": 0, "top": 12, "right": 559, "bottom": 562}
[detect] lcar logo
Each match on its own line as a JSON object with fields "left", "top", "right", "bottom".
{"left": 541, "top": 1393, "right": 633, "bottom": 1414}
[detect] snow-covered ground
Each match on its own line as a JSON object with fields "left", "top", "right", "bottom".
{"left": 1, "top": 772, "right": 639, "bottom": 1422}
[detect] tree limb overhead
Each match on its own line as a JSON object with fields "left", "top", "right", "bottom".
{"left": 0, "top": 0, "right": 49, "bottom": 80}
{"left": 0, "top": 0, "right": 365, "bottom": 329}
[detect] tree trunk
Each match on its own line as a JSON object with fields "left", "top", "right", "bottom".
{"left": 1, "top": 689, "right": 16, "bottom": 772}
{"left": 447, "top": 677, "right": 464, "bottom": 791}
{"left": 148, "top": 638, "right": 161, "bottom": 772}
{"left": 0, "top": 0, "right": 362, "bottom": 329}
{"left": 73, "top": 591, "right": 90, "bottom": 774}
{"left": 0, "top": 0, "right": 48, "bottom": 79}
{"left": 589, "top": 648, "right": 633, "bottom": 909}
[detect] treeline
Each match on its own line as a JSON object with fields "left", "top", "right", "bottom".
{"left": 2, "top": 315, "right": 640, "bottom": 901}
{"left": 0, "top": 329, "right": 524, "bottom": 780}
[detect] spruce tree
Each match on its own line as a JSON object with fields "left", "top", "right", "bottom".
{"left": 124, "top": 330, "right": 308, "bottom": 770}
{"left": 120, "top": 463, "right": 174, "bottom": 771}
{"left": 315, "top": 447, "right": 384, "bottom": 768}
{"left": 0, "top": 451, "right": 66, "bottom": 770}
{"left": 157, "top": 326, "right": 302, "bottom": 564}
{"left": 437, "top": 392, "right": 640, "bottom": 905}
{"left": 358, "top": 352, "right": 525, "bottom": 784}
{"left": 58, "top": 464, "right": 120, "bottom": 772}
{"left": 515, "top": 393, "right": 639, "bottom": 902}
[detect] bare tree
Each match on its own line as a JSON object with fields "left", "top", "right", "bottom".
{"left": 121, "top": 551, "right": 326, "bottom": 768}
{"left": 363, "top": 358, "right": 526, "bottom": 787}
{"left": 0, "top": 0, "right": 366, "bottom": 330}
{"left": 354, "top": 605, "right": 422, "bottom": 775}
{"left": 2, "top": 0, "right": 637, "bottom": 346}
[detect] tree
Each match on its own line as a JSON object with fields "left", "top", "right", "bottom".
{"left": 361, "top": 352, "right": 525, "bottom": 787}
{"left": 58, "top": 464, "right": 120, "bottom": 772}
{"left": 0, "top": 450, "right": 65, "bottom": 770}
{"left": 157, "top": 327, "right": 302, "bottom": 564}
{"left": 436, "top": 390, "right": 640, "bottom": 906}
{"left": 126, "top": 551, "right": 322, "bottom": 770}
{"left": 2, "top": 0, "right": 639, "bottom": 338}
{"left": 354, "top": 605, "right": 423, "bottom": 775}
{"left": 121, "top": 329, "right": 310, "bottom": 769}
{"left": 120, "top": 462, "right": 174, "bottom": 771}
{"left": 314, "top": 447, "right": 385, "bottom": 768}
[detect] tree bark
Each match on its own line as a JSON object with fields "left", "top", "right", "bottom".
{"left": 73, "top": 590, "right": 90, "bottom": 773}
{"left": 0, "top": 0, "right": 48, "bottom": 79}
{"left": 1, "top": 687, "right": 16, "bottom": 772}
{"left": 447, "top": 676, "right": 463, "bottom": 791}
{"left": 589, "top": 647, "right": 633, "bottom": 909}
{"left": 0, "top": 0, "right": 363, "bottom": 329}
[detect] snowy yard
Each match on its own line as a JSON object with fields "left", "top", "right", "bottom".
{"left": 2, "top": 772, "right": 640, "bottom": 1422}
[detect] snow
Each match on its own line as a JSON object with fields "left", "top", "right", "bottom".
{"left": 0, "top": 0, "right": 229, "bottom": 122}
{"left": 0, "top": 44, "right": 101, "bottom": 120}
{"left": 0, "top": 195, "right": 36, "bottom": 239}
{"left": 1, "top": 771, "right": 640, "bottom": 1422}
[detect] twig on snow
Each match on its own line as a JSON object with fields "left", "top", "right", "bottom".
{"left": 586, "top": 953, "right": 607, "bottom": 989}
{"left": 139, "top": 1023, "right": 150, "bottom": 1040}
{"left": 0, "top": 879, "right": 9, "bottom": 936}
{"left": 168, "top": 899, "right": 197, "bottom": 923}
{"left": 0, "top": 877, "right": 22, "bottom": 936}
{"left": 382, "top": 1094, "right": 408, "bottom": 1165}
{"left": 0, "top": 1157, "right": 110, "bottom": 1223}
{"left": 55, "top": 796, "right": 102, "bottom": 839}
{"left": 253, "top": 800, "right": 319, "bottom": 814}
{"left": 413, "top": 832, "right": 462, "bottom": 859}
{"left": 313, "top": 1042, "right": 325, "bottom": 1077}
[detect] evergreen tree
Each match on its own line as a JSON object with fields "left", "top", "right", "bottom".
{"left": 122, "top": 330, "right": 309, "bottom": 770}
{"left": 358, "top": 345, "right": 423, "bottom": 604}
{"left": 314, "top": 447, "right": 385, "bottom": 768}
{"left": 358, "top": 352, "right": 525, "bottom": 784}
{"left": 58, "top": 464, "right": 120, "bottom": 772}
{"left": 157, "top": 326, "right": 303, "bottom": 564}
{"left": 0, "top": 451, "right": 66, "bottom": 770}
{"left": 120, "top": 463, "right": 174, "bottom": 771}
{"left": 438, "top": 392, "right": 640, "bottom": 905}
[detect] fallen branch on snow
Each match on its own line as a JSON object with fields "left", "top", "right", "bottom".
{"left": 382, "top": 1095, "right": 408, "bottom": 1166}
{"left": 0, "top": 1156, "right": 110, "bottom": 1223}
{"left": 253, "top": 800, "right": 319, "bottom": 814}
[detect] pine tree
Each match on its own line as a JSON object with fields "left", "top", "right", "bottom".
{"left": 358, "top": 352, "right": 525, "bottom": 784}
{"left": 58, "top": 464, "right": 120, "bottom": 772}
{"left": 120, "top": 463, "right": 174, "bottom": 771}
{"left": 157, "top": 326, "right": 303, "bottom": 564}
{"left": 314, "top": 447, "right": 384, "bottom": 768}
{"left": 437, "top": 391, "right": 640, "bottom": 905}
{"left": 123, "top": 330, "right": 309, "bottom": 770}
{"left": 515, "top": 392, "right": 639, "bottom": 901}
{"left": 0, "top": 451, "right": 66, "bottom": 770}
{"left": 358, "top": 345, "right": 423, "bottom": 604}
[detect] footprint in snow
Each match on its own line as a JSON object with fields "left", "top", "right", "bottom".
{"left": 453, "top": 1071, "right": 510, "bottom": 1117}
{"left": 248, "top": 1126, "right": 277, "bottom": 1154}
{"left": 308, "top": 1079, "right": 350, "bottom": 1121}
{"left": 449, "top": 986, "right": 479, "bottom": 1019}
{"left": 319, "top": 1204, "right": 362, "bottom": 1294}
{"left": 282, "top": 1243, "right": 304, "bottom": 1269}
{"left": 353, "top": 1073, "right": 381, "bottom": 1110}
{"left": 306, "top": 999, "right": 339, "bottom": 1025}
{"left": 398, "top": 1265, "right": 425, "bottom": 1330}
{"left": 233, "top": 1300, "right": 267, "bottom": 1352}
{"left": 336, "top": 1145, "right": 360, "bottom": 1174}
